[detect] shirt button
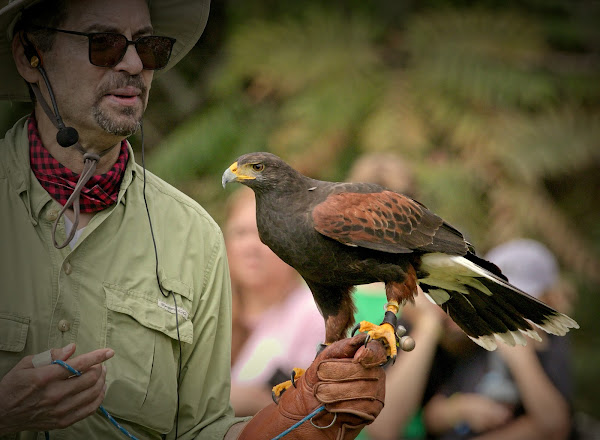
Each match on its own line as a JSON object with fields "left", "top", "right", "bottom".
{"left": 57, "top": 319, "right": 71, "bottom": 332}
{"left": 63, "top": 262, "right": 72, "bottom": 275}
{"left": 46, "top": 210, "right": 58, "bottom": 221}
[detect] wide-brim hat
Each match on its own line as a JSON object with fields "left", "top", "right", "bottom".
{"left": 0, "top": 0, "right": 210, "bottom": 101}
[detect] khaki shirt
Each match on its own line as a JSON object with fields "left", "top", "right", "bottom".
{"left": 0, "top": 117, "right": 245, "bottom": 439}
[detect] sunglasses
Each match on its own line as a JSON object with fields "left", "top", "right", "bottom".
{"left": 32, "top": 26, "right": 176, "bottom": 70}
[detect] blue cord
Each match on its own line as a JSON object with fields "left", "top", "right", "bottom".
{"left": 270, "top": 405, "right": 326, "bottom": 440}
{"left": 50, "top": 360, "right": 325, "bottom": 440}
{"left": 46, "top": 360, "right": 140, "bottom": 440}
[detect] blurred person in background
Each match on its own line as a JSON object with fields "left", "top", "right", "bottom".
{"left": 422, "top": 238, "right": 575, "bottom": 440}
{"left": 224, "top": 187, "right": 325, "bottom": 416}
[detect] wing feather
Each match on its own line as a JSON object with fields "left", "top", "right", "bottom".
{"left": 312, "top": 190, "right": 468, "bottom": 255}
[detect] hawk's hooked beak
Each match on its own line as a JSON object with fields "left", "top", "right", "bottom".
{"left": 221, "top": 162, "right": 256, "bottom": 188}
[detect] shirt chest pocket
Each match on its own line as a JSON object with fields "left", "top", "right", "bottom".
{"left": 102, "top": 281, "right": 193, "bottom": 433}
{"left": 0, "top": 314, "right": 30, "bottom": 380}
{"left": 0, "top": 313, "right": 29, "bottom": 352}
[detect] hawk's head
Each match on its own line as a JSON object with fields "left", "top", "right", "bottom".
{"left": 222, "top": 152, "right": 305, "bottom": 194}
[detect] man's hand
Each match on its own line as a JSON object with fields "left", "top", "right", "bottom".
{"left": 237, "top": 334, "right": 387, "bottom": 440}
{"left": 0, "top": 343, "right": 114, "bottom": 435}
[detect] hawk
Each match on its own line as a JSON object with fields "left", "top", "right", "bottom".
{"left": 222, "top": 152, "right": 578, "bottom": 361}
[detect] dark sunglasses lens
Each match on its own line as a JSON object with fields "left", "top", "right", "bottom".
{"left": 89, "top": 33, "right": 127, "bottom": 67}
{"left": 136, "top": 36, "right": 175, "bottom": 70}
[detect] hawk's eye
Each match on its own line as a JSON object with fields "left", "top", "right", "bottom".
{"left": 252, "top": 163, "right": 264, "bottom": 172}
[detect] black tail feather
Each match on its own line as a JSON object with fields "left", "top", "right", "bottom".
{"left": 464, "top": 251, "right": 508, "bottom": 281}
{"left": 419, "top": 254, "right": 579, "bottom": 350}
{"left": 439, "top": 291, "right": 494, "bottom": 339}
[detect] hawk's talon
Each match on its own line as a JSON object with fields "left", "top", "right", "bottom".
{"left": 272, "top": 368, "right": 305, "bottom": 399}
{"left": 358, "top": 320, "right": 398, "bottom": 359}
{"left": 290, "top": 367, "right": 305, "bottom": 388}
{"left": 350, "top": 322, "right": 361, "bottom": 337}
{"left": 272, "top": 380, "right": 291, "bottom": 400}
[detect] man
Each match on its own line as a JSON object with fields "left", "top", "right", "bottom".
{"left": 0, "top": 0, "right": 386, "bottom": 439}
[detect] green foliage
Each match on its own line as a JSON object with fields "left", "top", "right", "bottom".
{"left": 492, "top": 110, "right": 600, "bottom": 182}
{"left": 407, "top": 10, "right": 557, "bottom": 109}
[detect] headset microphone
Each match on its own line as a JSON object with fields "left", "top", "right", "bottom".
{"left": 22, "top": 32, "right": 79, "bottom": 148}
{"left": 36, "top": 65, "right": 80, "bottom": 148}
{"left": 56, "top": 125, "right": 79, "bottom": 148}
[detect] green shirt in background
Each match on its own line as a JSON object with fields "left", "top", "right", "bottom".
{"left": 0, "top": 117, "right": 247, "bottom": 439}
{"left": 352, "top": 285, "right": 426, "bottom": 440}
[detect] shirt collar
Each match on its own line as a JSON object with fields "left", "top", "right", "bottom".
{"left": 7, "top": 117, "right": 138, "bottom": 221}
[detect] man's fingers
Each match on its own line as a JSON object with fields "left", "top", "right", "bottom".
{"left": 19, "top": 343, "right": 77, "bottom": 370}
{"left": 50, "top": 343, "right": 77, "bottom": 363}
{"left": 56, "top": 348, "right": 114, "bottom": 379}
{"left": 315, "top": 334, "right": 388, "bottom": 365}
{"left": 354, "top": 340, "right": 388, "bottom": 367}
{"left": 59, "top": 384, "right": 106, "bottom": 429}
{"left": 33, "top": 343, "right": 76, "bottom": 369}
{"left": 52, "top": 365, "right": 107, "bottom": 419}
{"left": 50, "top": 364, "right": 105, "bottom": 398}
{"left": 58, "top": 367, "right": 107, "bottom": 429}
{"left": 32, "top": 350, "right": 53, "bottom": 368}
{"left": 318, "top": 359, "right": 384, "bottom": 382}
{"left": 316, "top": 334, "right": 368, "bottom": 362}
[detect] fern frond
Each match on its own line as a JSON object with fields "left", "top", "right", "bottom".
{"left": 213, "top": 8, "right": 382, "bottom": 98}
{"left": 490, "top": 109, "right": 600, "bottom": 183}
{"left": 407, "top": 10, "right": 556, "bottom": 108}
{"left": 359, "top": 77, "right": 430, "bottom": 158}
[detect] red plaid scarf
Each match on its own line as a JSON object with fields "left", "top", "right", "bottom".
{"left": 28, "top": 116, "right": 129, "bottom": 213}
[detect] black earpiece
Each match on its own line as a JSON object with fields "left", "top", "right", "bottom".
{"left": 21, "top": 31, "right": 80, "bottom": 148}
{"left": 21, "top": 32, "right": 41, "bottom": 67}
{"left": 20, "top": 31, "right": 42, "bottom": 68}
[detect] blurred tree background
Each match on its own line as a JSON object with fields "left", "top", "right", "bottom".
{"left": 2, "top": 0, "right": 599, "bottom": 421}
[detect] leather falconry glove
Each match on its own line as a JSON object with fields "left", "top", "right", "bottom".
{"left": 237, "top": 333, "right": 387, "bottom": 440}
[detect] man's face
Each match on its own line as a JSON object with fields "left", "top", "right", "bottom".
{"left": 40, "top": 0, "right": 154, "bottom": 143}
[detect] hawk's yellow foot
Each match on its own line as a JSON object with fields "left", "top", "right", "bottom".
{"left": 271, "top": 367, "right": 306, "bottom": 400}
{"left": 359, "top": 321, "right": 398, "bottom": 359}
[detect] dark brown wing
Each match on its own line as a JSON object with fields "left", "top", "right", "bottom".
{"left": 312, "top": 190, "right": 468, "bottom": 255}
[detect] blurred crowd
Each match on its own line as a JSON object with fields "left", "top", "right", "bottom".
{"left": 223, "top": 152, "right": 588, "bottom": 439}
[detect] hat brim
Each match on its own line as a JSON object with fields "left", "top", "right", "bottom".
{"left": 0, "top": 0, "right": 210, "bottom": 101}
